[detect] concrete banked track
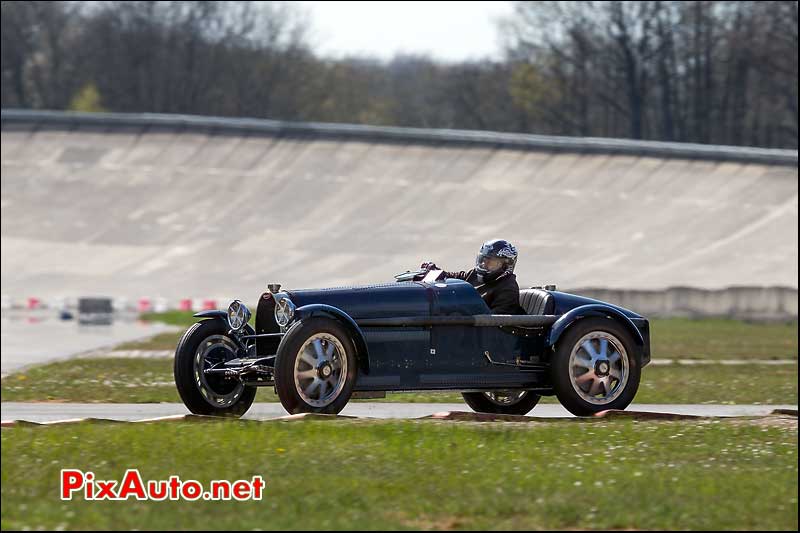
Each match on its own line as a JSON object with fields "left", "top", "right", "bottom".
{"left": 1, "top": 110, "right": 797, "bottom": 302}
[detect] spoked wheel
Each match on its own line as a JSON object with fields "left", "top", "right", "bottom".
{"left": 193, "top": 335, "right": 245, "bottom": 407}
{"left": 569, "top": 332, "right": 629, "bottom": 405}
{"left": 551, "top": 318, "right": 641, "bottom": 416}
{"left": 275, "top": 317, "right": 357, "bottom": 414}
{"left": 174, "top": 320, "right": 257, "bottom": 417}
{"left": 462, "top": 389, "right": 541, "bottom": 415}
{"left": 293, "top": 333, "right": 349, "bottom": 407}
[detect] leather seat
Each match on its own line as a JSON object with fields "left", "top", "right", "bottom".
{"left": 519, "top": 289, "right": 554, "bottom": 315}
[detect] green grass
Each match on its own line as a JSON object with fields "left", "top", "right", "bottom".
{"left": 1, "top": 418, "right": 796, "bottom": 530}
{"left": 1, "top": 358, "right": 181, "bottom": 403}
{"left": 114, "top": 331, "right": 184, "bottom": 351}
{"left": 2, "top": 357, "right": 796, "bottom": 405}
{"left": 134, "top": 312, "right": 799, "bottom": 360}
{"left": 139, "top": 310, "right": 218, "bottom": 327}
{"left": 634, "top": 363, "right": 798, "bottom": 405}
{"left": 651, "top": 317, "right": 798, "bottom": 360}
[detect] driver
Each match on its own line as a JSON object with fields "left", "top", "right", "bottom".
{"left": 421, "top": 239, "right": 522, "bottom": 315}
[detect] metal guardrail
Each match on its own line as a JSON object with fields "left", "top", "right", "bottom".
{"left": 2, "top": 108, "right": 798, "bottom": 166}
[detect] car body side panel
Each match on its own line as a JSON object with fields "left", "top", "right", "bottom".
{"left": 430, "top": 325, "right": 485, "bottom": 370}
{"left": 429, "top": 279, "right": 490, "bottom": 316}
{"left": 425, "top": 279, "right": 530, "bottom": 376}
{"left": 358, "top": 326, "right": 430, "bottom": 388}
{"left": 356, "top": 324, "right": 548, "bottom": 392}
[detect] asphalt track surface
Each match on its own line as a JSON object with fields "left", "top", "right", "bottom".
{"left": 2, "top": 121, "right": 797, "bottom": 301}
{"left": 2, "top": 402, "right": 796, "bottom": 423}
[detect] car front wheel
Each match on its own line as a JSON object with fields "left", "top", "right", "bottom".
{"left": 174, "top": 319, "right": 257, "bottom": 417}
{"left": 274, "top": 317, "right": 358, "bottom": 414}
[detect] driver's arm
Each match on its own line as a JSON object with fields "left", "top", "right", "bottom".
{"left": 442, "top": 270, "right": 469, "bottom": 281}
{"left": 421, "top": 262, "right": 470, "bottom": 281}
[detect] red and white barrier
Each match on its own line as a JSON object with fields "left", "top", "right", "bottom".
{"left": 137, "top": 298, "right": 152, "bottom": 313}
{"left": 3, "top": 296, "right": 232, "bottom": 314}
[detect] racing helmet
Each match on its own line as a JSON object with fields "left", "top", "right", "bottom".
{"left": 475, "top": 239, "right": 518, "bottom": 282}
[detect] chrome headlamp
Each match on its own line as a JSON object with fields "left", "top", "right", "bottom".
{"left": 227, "top": 300, "right": 251, "bottom": 331}
{"left": 274, "top": 296, "right": 295, "bottom": 327}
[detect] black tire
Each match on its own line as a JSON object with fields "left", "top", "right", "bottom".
{"left": 462, "top": 390, "right": 541, "bottom": 415}
{"left": 274, "top": 317, "right": 358, "bottom": 414}
{"left": 174, "top": 319, "right": 257, "bottom": 417}
{"left": 550, "top": 317, "right": 641, "bottom": 416}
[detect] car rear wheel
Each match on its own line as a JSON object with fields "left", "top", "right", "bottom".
{"left": 174, "top": 319, "right": 257, "bottom": 417}
{"left": 274, "top": 317, "right": 357, "bottom": 414}
{"left": 550, "top": 317, "right": 640, "bottom": 416}
{"left": 462, "top": 390, "right": 541, "bottom": 415}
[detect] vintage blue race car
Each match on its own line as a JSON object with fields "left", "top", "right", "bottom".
{"left": 174, "top": 269, "right": 650, "bottom": 417}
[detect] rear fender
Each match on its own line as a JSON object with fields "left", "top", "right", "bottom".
{"left": 546, "top": 304, "right": 645, "bottom": 361}
{"left": 294, "top": 304, "right": 370, "bottom": 374}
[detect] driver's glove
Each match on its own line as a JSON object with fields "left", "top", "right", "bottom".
{"left": 420, "top": 261, "right": 439, "bottom": 271}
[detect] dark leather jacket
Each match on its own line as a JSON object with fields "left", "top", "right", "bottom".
{"left": 441, "top": 269, "right": 522, "bottom": 314}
